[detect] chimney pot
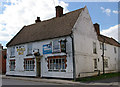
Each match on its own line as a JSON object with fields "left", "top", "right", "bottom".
{"left": 55, "top": 6, "right": 63, "bottom": 17}
{"left": 35, "top": 17, "right": 41, "bottom": 23}
{"left": 94, "top": 23, "right": 100, "bottom": 35}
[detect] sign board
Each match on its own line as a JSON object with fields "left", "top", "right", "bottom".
{"left": 53, "top": 40, "right": 61, "bottom": 53}
{"left": 43, "top": 44, "right": 52, "bottom": 54}
{"left": 17, "top": 46, "right": 25, "bottom": 55}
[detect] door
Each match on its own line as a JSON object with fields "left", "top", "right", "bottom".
{"left": 36, "top": 58, "right": 41, "bottom": 77}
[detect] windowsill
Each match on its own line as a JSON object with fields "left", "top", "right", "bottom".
{"left": 26, "top": 54, "right": 33, "bottom": 56}
{"left": 10, "top": 56, "right": 15, "bottom": 58}
{"left": 94, "top": 69, "right": 98, "bottom": 71}
{"left": 52, "top": 52, "right": 61, "bottom": 54}
{"left": 48, "top": 69, "right": 66, "bottom": 72}
{"left": 10, "top": 70, "right": 15, "bottom": 71}
{"left": 24, "top": 70, "right": 34, "bottom": 71}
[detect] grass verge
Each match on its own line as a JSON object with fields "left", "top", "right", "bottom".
{"left": 76, "top": 72, "right": 120, "bottom": 82}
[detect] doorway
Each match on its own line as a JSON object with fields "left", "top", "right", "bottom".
{"left": 36, "top": 58, "right": 41, "bottom": 77}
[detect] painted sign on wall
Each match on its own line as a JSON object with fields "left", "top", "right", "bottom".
{"left": 17, "top": 46, "right": 25, "bottom": 55}
{"left": 43, "top": 43, "right": 52, "bottom": 54}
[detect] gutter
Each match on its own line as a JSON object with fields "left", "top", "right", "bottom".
{"left": 70, "top": 33, "right": 76, "bottom": 81}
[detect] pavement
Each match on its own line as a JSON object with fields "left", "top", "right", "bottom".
{"left": 1, "top": 75, "right": 120, "bottom": 86}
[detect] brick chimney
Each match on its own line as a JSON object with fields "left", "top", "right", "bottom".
{"left": 94, "top": 23, "right": 100, "bottom": 35}
{"left": 55, "top": 6, "right": 63, "bottom": 17}
{"left": 35, "top": 17, "right": 41, "bottom": 23}
{"left": 0, "top": 44, "right": 3, "bottom": 50}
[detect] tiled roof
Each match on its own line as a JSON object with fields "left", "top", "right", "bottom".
{"left": 7, "top": 8, "right": 84, "bottom": 47}
{"left": 98, "top": 34, "right": 120, "bottom": 47}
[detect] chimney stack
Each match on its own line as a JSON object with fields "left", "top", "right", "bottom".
{"left": 55, "top": 6, "right": 63, "bottom": 17}
{"left": 94, "top": 23, "right": 100, "bottom": 35}
{"left": 0, "top": 44, "right": 3, "bottom": 50}
{"left": 35, "top": 17, "right": 41, "bottom": 23}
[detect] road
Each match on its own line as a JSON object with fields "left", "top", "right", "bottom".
{"left": 1, "top": 78, "right": 119, "bottom": 87}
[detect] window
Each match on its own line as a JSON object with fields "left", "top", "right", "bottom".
{"left": 10, "top": 60, "right": 15, "bottom": 71}
{"left": 114, "top": 47, "right": 117, "bottom": 53}
{"left": 53, "top": 40, "right": 61, "bottom": 53}
{"left": 100, "top": 42, "right": 107, "bottom": 50}
{"left": 94, "top": 59, "right": 97, "bottom": 69}
{"left": 60, "top": 40, "right": 66, "bottom": 53}
{"left": 24, "top": 58, "right": 35, "bottom": 71}
{"left": 10, "top": 47, "right": 15, "bottom": 57}
{"left": 104, "top": 44, "right": 107, "bottom": 50}
{"left": 48, "top": 56, "right": 67, "bottom": 72}
{"left": 104, "top": 59, "right": 108, "bottom": 68}
{"left": 27, "top": 44, "right": 32, "bottom": 55}
{"left": 100, "top": 42, "right": 102, "bottom": 49}
{"left": 93, "top": 42, "right": 97, "bottom": 54}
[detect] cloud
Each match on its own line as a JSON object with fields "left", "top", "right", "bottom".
{"left": 101, "top": 24, "right": 119, "bottom": 41}
{"left": 100, "top": 7, "right": 111, "bottom": 16}
{"left": 0, "top": 0, "right": 69, "bottom": 47}
{"left": 100, "top": 7, "right": 119, "bottom": 16}
{"left": 61, "top": 0, "right": 120, "bottom": 2}
{"left": 113, "top": 10, "right": 118, "bottom": 14}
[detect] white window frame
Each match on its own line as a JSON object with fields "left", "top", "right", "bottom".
{"left": 48, "top": 56, "right": 66, "bottom": 72}
{"left": 10, "top": 60, "right": 15, "bottom": 71}
{"left": 104, "top": 59, "right": 108, "bottom": 68}
{"left": 93, "top": 42, "right": 97, "bottom": 54}
{"left": 24, "top": 59, "right": 34, "bottom": 71}
{"left": 52, "top": 40, "right": 61, "bottom": 53}
{"left": 27, "top": 43, "right": 32, "bottom": 55}
{"left": 10, "top": 47, "right": 15, "bottom": 57}
{"left": 114, "top": 47, "right": 117, "bottom": 53}
{"left": 100, "top": 42, "right": 107, "bottom": 50}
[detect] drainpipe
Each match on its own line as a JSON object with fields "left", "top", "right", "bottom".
{"left": 70, "top": 33, "right": 76, "bottom": 81}
{"left": 101, "top": 36, "right": 105, "bottom": 74}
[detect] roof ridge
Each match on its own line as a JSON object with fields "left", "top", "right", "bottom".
{"left": 7, "top": 7, "right": 85, "bottom": 47}
{"left": 25, "top": 7, "right": 84, "bottom": 27}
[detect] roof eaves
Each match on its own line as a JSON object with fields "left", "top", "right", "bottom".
{"left": 6, "top": 26, "right": 26, "bottom": 47}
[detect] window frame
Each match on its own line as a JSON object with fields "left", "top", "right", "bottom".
{"left": 47, "top": 56, "right": 67, "bottom": 72}
{"left": 60, "top": 40, "right": 66, "bottom": 53}
{"left": 9, "top": 59, "right": 15, "bottom": 71}
{"left": 100, "top": 42, "right": 107, "bottom": 50}
{"left": 52, "top": 40, "right": 61, "bottom": 53}
{"left": 24, "top": 58, "right": 35, "bottom": 71}
{"left": 27, "top": 43, "right": 32, "bottom": 56}
{"left": 94, "top": 59, "right": 97, "bottom": 69}
{"left": 93, "top": 42, "right": 97, "bottom": 54}
{"left": 114, "top": 47, "right": 117, "bottom": 54}
{"left": 104, "top": 59, "right": 108, "bottom": 68}
{"left": 10, "top": 47, "right": 15, "bottom": 57}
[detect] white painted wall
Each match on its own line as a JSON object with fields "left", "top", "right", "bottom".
{"left": 72, "top": 6, "right": 119, "bottom": 78}
{"left": 6, "top": 36, "right": 74, "bottom": 78}
{"left": 97, "top": 41, "right": 119, "bottom": 72}
{"left": 73, "top": 7, "right": 98, "bottom": 78}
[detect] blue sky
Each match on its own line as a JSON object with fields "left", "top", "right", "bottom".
{"left": 0, "top": 0, "right": 119, "bottom": 48}
{"left": 67, "top": 2, "right": 118, "bottom": 30}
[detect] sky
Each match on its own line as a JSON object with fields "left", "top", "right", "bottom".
{"left": 0, "top": 0, "right": 119, "bottom": 48}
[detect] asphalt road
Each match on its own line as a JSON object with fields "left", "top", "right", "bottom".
{"left": 1, "top": 78, "right": 120, "bottom": 87}
{"left": 2, "top": 78, "right": 59, "bottom": 85}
